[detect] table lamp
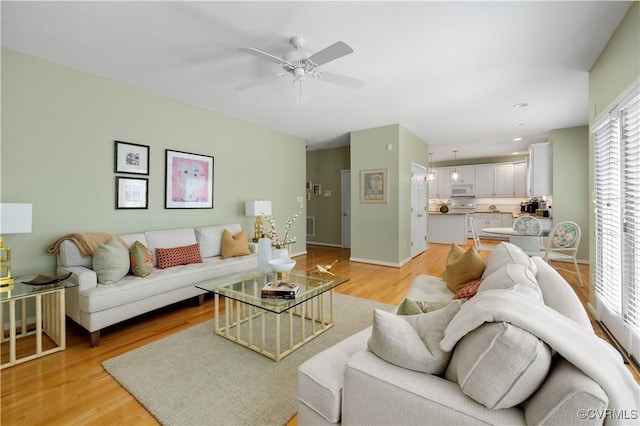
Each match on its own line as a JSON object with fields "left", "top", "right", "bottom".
{"left": 0, "top": 203, "right": 33, "bottom": 286}
{"left": 245, "top": 200, "right": 272, "bottom": 242}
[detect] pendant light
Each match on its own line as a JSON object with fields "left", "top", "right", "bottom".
{"left": 451, "top": 150, "right": 460, "bottom": 181}
{"left": 427, "top": 152, "right": 435, "bottom": 181}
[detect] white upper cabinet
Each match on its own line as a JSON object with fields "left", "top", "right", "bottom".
{"left": 527, "top": 142, "right": 553, "bottom": 196}
{"left": 475, "top": 165, "right": 494, "bottom": 197}
{"left": 494, "top": 163, "right": 515, "bottom": 196}
{"left": 428, "top": 167, "right": 452, "bottom": 198}
{"left": 513, "top": 162, "right": 527, "bottom": 197}
{"left": 454, "top": 166, "right": 475, "bottom": 184}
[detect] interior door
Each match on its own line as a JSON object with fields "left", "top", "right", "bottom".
{"left": 341, "top": 170, "right": 351, "bottom": 248}
{"left": 411, "top": 163, "right": 427, "bottom": 257}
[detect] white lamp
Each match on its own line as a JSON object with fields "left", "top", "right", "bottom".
{"left": 451, "top": 150, "right": 460, "bottom": 182}
{"left": 245, "top": 200, "right": 272, "bottom": 242}
{"left": 0, "top": 203, "right": 33, "bottom": 286}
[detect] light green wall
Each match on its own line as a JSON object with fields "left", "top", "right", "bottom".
{"left": 549, "top": 126, "right": 589, "bottom": 261}
{"left": 588, "top": 2, "right": 639, "bottom": 304}
{"left": 0, "top": 49, "right": 307, "bottom": 276}
{"left": 350, "top": 124, "right": 427, "bottom": 266}
{"left": 306, "top": 146, "right": 349, "bottom": 245}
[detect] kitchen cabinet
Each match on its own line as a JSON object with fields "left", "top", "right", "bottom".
{"left": 453, "top": 166, "right": 475, "bottom": 184}
{"left": 527, "top": 142, "right": 552, "bottom": 196}
{"left": 475, "top": 213, "right": 512, "bottom": 239}
{"left": 474, "top": 163, "right": 525, "bottom": 197}
{"left": 428, "top": 167, "right": 452, "bottom": 198}
{"left": 429, "top": 213, "right": 467, "bottom": 244}
{"left": 513, "top": 162, "right": 527, "bottom": 197}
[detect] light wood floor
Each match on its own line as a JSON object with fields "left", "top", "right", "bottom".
{"left": 0, "top": 240, "right": 636, "bottom": 425}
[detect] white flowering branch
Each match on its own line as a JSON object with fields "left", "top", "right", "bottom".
{"left": 262, "top": 211, "right": 301, "bottom": 247}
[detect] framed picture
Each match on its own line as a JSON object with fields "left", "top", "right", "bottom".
{"left": 165, "top": 149, "right": 214, "bottom": 209}
{"left": 306, "top": 181, "right": 312, "bottom": 190}
{"left": 116, "top": 177, "right": 148, "bottom": 209}
{"left": 312, "top": 184, "right": 321, "bottom": 196}
{"left": 360, "top": 168, "right": 388, "bottom": 203}
{"left": 114, "top": 141, "right": 149, "bottom": 175}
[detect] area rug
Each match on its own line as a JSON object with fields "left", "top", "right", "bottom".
{"left": 102, "top": 293, "right": 393, "bottom": 426}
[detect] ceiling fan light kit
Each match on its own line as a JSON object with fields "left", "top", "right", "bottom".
{"left": 237, "top": 36, "right": 363, "bottom": 103}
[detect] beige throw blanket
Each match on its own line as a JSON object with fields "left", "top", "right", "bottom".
{"left": 46, "top": 232, "right": 119, "bottom": 257}
{"left": 441, "top": 290, "right": 640, "bottom": 425}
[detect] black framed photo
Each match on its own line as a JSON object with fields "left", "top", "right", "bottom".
{"left": 116, "top": 177, "right": 148, "bottom": 209}
{"left": 114, "top": 141, "right": 150, "bottom": 175}
{"left": 165, "top": 149, "right": 214, "bottom": 209}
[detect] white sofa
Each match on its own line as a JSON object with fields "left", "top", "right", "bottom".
{"left": 297, "top": 243, "right": 640, "bottom": 425}
{"left": 56, "top": 224, "right": 257, "bottom": 346}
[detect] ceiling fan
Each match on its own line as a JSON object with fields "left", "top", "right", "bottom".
{"left": 235, "top": 36, "right": 364, "bottom": 103}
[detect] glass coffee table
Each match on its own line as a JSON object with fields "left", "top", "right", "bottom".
{"left": 196, "top": 269, "right": 348, "bottom": 361}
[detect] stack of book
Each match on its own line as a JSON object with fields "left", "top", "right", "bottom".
{"left": 261, "top": 281, "right": 300, "bottom": 299}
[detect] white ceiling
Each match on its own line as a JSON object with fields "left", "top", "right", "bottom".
{"left": 1, "top": 1, "right": 632, "bottom": 161}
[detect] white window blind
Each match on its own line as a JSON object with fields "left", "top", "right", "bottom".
{"left": 593, "top": 80, "right": 640, "bottom": 361}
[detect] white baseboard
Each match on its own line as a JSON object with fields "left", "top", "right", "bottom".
{"left": 306, "top": 242, "right": 343, "bottom": 248}
{"left": 349, "top": 257, "right": 403, "bottom": 268}
{"left": 588, "top": 303, "right": 598, "bottom": 319}
{"left": 3, "top": 316, "right": 36, "bottom": 331}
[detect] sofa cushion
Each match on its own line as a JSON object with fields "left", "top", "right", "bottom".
{"left": 444, "top": 245, "right": 485, "bottom": 292}
{"left": 445, "top": 321, "right": 552, "bottom": 409}
{"left": 196, "top": 224, "right": 242, "bottom": 258}
{"left": 482, "top": 242, "right": 537, "bottom": 279}
{"left": 479, "top": 263, "right": 543, "bottom": 302}
{"left": 93, "top": 237, "right": 130, "bottom": 285}
{"left": 156, "top": 243, "right": 203, "bottom": 269}
{"left": 129, "top": 240, "right": 153, "bottom": 277}
{"left": 523, "top": 357, "right": 608, "bottom": 425}
{"left": 220, "top": 229, "right": 251, "bottom": 259}
{"left": 119, "top": 233, "right": 148, "bottom": 249}
{"left": 368, "top": 301, "right": 462, "bottom": 374}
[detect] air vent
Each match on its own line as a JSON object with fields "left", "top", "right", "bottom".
{"left": 306, "top": 216, "right": 315, "bottom": 236}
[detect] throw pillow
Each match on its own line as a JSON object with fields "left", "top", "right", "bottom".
{"left": 453, "top": 279, "right": 482, "bottom": 300}
{"left": 129, "top": 240, "right": 153, "bottom": 277}
{"left": 397, "top": 298, "right": 451, "bottom": 315}
{"left": 367, "top": 301, "right": 462, "bottom": 374}
{"left": 156, "top": 243, "right": 203, "bottom": 269}
{"left": 444, "top": 321, "right": 552, "bottom": 409}
{"left": 220, "top": 229, "right": 251, "bottom": 259}
{"left": 444, "top": 245, "right": 485, "bottom": 293}
{"left": 93, "top": 237, "right": 130, "bottom": 285}
{"left": 442, "top": 243, "right": 466, "bottom": 281}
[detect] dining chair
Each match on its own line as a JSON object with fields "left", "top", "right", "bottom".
{"left": 541, "top": 221, "right": 584, "bottom": 287}
{"left": 469, "top": 216, "right": 495, "bottom": 253}
{"left": 512, "top": 215, "right": 543, "bottom": 236}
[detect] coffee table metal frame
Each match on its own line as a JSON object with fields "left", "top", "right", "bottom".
{"left": 1, "top": 277, "right": 73, "bottom": 369}
{"left": 196, "top": 270, "right": 348, "bottom": 361}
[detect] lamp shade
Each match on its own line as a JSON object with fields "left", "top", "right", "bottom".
{"left": 0, "top": 203, "right": 32, "bottom": 234}
{"left": 245, "top": 200, "right": 272, "bottom": 217}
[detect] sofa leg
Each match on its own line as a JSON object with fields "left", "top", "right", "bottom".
{"left": 90, "top": 330, "right": 101, "bottom": 347}
{"left": 198, "top": 294, "right": 205, "bottom": 306}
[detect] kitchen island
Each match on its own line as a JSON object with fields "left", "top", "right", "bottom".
{"left": 428, "top": 212, "right": 468, "bottom": 245}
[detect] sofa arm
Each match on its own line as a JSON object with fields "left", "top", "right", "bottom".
{"left": 343, "top": 350, "right": 525, "bottom": 425}
{"left": 248, "top": 242, "right": 258, "bottom": 254}
{"left": 57, "top": 265, "right": 98, "bottom": 291}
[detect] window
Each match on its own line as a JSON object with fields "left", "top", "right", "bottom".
{"left": 593, "top": 79, "right": 640, "bottom": 362}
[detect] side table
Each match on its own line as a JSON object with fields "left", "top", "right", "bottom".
{"left": 0, "top": 276, "right": 75, "bottom": 369}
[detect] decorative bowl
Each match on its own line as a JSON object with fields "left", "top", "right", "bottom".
{"left": 268, "top": 258, "right": 296, "bottom": 273}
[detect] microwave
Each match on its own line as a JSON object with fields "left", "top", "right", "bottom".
{"left": 451, "top": 183, "right": 475, "bottom": 197}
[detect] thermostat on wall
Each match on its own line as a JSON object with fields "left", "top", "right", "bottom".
{"left": 324, "top": 191, "right": 331, "bottom": 197}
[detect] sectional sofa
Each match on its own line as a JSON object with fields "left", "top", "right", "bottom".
{"left": 297, "top": 243, "right": 640, "bottom": 425}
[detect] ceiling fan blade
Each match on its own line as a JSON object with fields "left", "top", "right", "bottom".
{"left": 234, "top": 73, "right": 286, "bottom": 91}
{"left": 317, "top": 71, "right": 364, "bottom": 89}
{"left": 238, "top": 47, "right": 290, "bottom": 66}
{"left": 306, "top": 41, "right": 354, "bottom": 67}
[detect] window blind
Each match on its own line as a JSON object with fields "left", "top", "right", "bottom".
{"left": 593, "top": 80, "right": 640, "bottom": 360}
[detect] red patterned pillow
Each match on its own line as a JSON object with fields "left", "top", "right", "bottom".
{"left": 453, "top": 279, "right": 482, "bottom": 300}
{"left": 156, "top": 244, "right": 203, "bottom": 269}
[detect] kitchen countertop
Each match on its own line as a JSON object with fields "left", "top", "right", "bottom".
{"left": 428, "top": 212, "right": 469, "bottom": 215}
{"left": 475, "top": 211, "right": 514, "bottom": 215}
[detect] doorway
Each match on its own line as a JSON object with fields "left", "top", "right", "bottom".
{"left": 341, "top": 170, "right": 351, "bottom": 248}
{"left": 411, "top": 163, "right": 427, "bottom": 257}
